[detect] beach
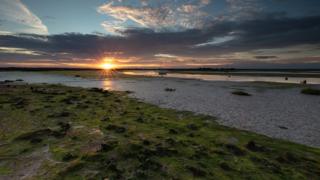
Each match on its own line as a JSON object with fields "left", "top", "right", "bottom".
{"left": 1, "top": 71, "right": 320, "bottom": 147}
{"left": 122, "top": 78, "right": 320, "bottom": 147}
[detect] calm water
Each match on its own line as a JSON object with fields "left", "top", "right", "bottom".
{"left": 123, "top": 71, "right": 320, "bottom": 84}
{"left": 1, "top": 71, "right": 320, "bottom": 85}
{"left": 0, "top": 71, "right": 111, "bottom": 89}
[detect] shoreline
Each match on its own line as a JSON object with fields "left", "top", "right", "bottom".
{"left": 169, "top": 71, "right": 320, "bottom": 78}
{"left": 1, "top": 71, "right": 320, "bottom": 147}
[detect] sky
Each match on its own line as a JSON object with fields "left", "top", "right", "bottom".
{"left": 0, "top": 0, "right": 320, "bottom": 68}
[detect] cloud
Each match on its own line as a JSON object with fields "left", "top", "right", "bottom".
{"left": 0, "top": 0, "right": 48, "bottom": 34}
{"left": 254, "top": 56, "right": 277, "bottom": 59}
{"left": 194, "top": 35, "right": 236, "bottom": 47}
{"left": 225, "top": 0, "right": 262, "bottom": 21}
{"left": 0, "top": 15, "right": 319, "bottom": 67}
{"left": 155, "top": 54, "right": 178, "bottom": 58}
{"left": 0, "top": 46, "right": 41, "bottom": 56}
{"left": 201, "top": 0, "right": 210, "bottom": 5}
{"left": 97, "top": 0, "right": 210, "bottom": 34}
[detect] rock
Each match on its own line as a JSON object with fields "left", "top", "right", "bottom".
{"left": 142, "top": 140, "right": 151, "bottom": 146}
{"left": 220, "top": 162, "right": 232, "bottom": 171}
{"left": 101, "top": 141, "right": 118, "bottom": 152}
{"left": 168, "top": 129, "right": 178, "bottom": 134}
{"left": 186, "top": 165, "right": 207, "bottom": 177}
{"left": 59, "top": 112, "right": 70, "bottom": 117}
{"left": 232, "top": 91, "right": 251, "bottom": 96}
{"left": 186, "top": 124, "right": 199, "bottom": 131}
{"left": 278, "top": 126, "right": 288, "bottom": 130}
{"left": 134, "top": 169, "right": 148, "bottom": 179}
{"left": 301, "top": 80, "right": 307, "bottom": 84}
{"left": 227, "top": 137, "right": 239, "bottom": 145}
{"left": 4, "top": 80, "right": 14, "bottom": 83}
{"left": 13, "top": 98, "right": 27, "bottom": 108}
{"left": 30, "top": 137, "right": 43, "bottom": 144}
{"left": 191, "top": 145, "right": 209, "bottom": 159}
{"left": 246, "top": 141, "right": 267, "bottom": 152}
{"left": 106, "top": 125, "right": 126, "bottom": 133}
{"left": 136, "top": 116, "right": 144, "bottom": 123}
{"left": 154, "top": 145, "right": 178, "bottom": 157}
{"left": 165, "top": 138, "right": 176, "bottom": 145}
{"left": 48, "top": 111, "right": 70, "bottom": 118}
{"left": 276, "top": 152, "right": 299, "bottom": 163}
{"left": 77, "top": 104, "right": 89, "bottom": 109}
{"left": 57, "top": 122, "right": 71, "bottom": 132}
{"left": 139, "top": 158, "right": 162, "bottom": 171}
{"left": 225, "top": 144, "right": 246, "bottom": 156}
{"left": 101, "top": 117, "right": 110, "bottom": 122}
{"left": 90, "top": 88, "right": 104, "bottom": 93}
{"left": 165, "top": 88, "right": 176, "bottom": 92}
{"left": 251, "top": 157, "right": 281, "bottom": 173}
{"left": 14, "top": 129, "right": 60, "bottom": 142}
{"left": 62, "top": 153, "right": 77, "bottom": 161}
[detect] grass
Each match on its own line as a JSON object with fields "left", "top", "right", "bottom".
{"left": 0, "top": 82, "right": 319, "bottom": 179}
{"left": 0, "top": 166, "right": 12, "bottom": 175}
{"left": 301, "top": 88, "right": 320, "bottom": 95}
{"left": 232, "top": 91, "right": 251, "bottom": 96}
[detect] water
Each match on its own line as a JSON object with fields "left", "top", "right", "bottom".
{"left": 0, "top": 71, "right": 113, "bottom": 89}
{"left": 1, "top": 70, "right": 320, "bottom": 84}
{"left": 123, "top": 70, "right": 320, "bottom": 84}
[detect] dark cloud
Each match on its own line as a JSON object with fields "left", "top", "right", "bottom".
{"left": 255, "top": 56, "right": 277, "bottom": 59}
{"left": 0, "top": 15, "right": 320, "bottom": 65}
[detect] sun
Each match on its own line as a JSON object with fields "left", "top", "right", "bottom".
{"left": 101, "top": 63, "right": 115, "bottom": 70}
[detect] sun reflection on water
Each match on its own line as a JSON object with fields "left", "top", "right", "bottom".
{"left": 102, "top": 79, "right": 114, "bottom": 90}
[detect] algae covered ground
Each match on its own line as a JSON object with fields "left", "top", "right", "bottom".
{"left": 0, "top": 82, "right": 319, "bottom": 179}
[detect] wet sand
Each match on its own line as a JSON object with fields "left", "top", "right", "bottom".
{"left": 1, "top": 71, "right": 320, "bottom": 147}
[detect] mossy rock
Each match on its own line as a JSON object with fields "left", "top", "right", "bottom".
{"left": 301, "top": 88, "right": 320, "bottom": 95}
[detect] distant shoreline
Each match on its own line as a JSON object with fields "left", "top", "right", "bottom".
{"left": 1, "top": 68, "right": 320, "bottom": 78}
{"left": 168, "top": 71, "right": 320, "bottom": 78}
{"left": 1, "top": 67, "right": 320, "bottom": 72}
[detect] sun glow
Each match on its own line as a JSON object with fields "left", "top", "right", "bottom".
{"left": 100, "top": 57, "right": 117, "bottom": 70}
{"left": 100, "top": 63, "right": 115, "bottom": 70}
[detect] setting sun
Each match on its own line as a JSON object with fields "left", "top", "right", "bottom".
{"left": 101, "top": 63, "right": 115, "bottom": 70}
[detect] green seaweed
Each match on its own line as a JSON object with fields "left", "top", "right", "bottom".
{"left": 301, "top": 88, "right": 320, "bottom": 95}
{"left": 0, "top": 166, "right": 12, "bottom": 175}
